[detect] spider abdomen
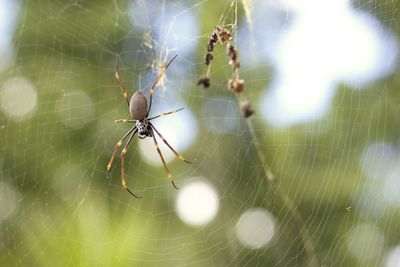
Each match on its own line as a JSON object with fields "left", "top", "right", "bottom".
{"left": 129, "top": 91, "right": 148, "bottom": 120}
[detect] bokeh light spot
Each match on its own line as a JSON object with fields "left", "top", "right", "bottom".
{"left": 176, "top": 179, "right": 219, "bottom": 227}
{"left": 57, "top": 90, "right": 95, "bottom": 129}
{"left": 347, "top": 223, "right": 385, "bottom": 261}
{"left": 359, "top": 142, "right": 398, "bottom": 180}
{"left": 235, "top": 208, "right": 276, "bottom": 249}
{"left": 383, "top": 167, "right": 400, "bottom": 207}
{"left": 385, "top": 246, "right": 400, "bottom": 267}
{"left": 139, "top": 104, "right": 197, "bottom": 166}
{"left": 261, "top": 75, "right": 335, "bottom": 127}
{"left": 139, "top": 132, "right": 175, "bottom": 165}
{"left": 52, "top": 163, "right": 90, "bottom": 203}
{"left": 0, "top": 77, "right": 37, "bottom": 120}
{"left": 0, "top": 182, "right": 20, "bottom": 222}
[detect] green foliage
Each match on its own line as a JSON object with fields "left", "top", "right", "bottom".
{"left": 1, "top": 1, "right": 400, "bottom": 266}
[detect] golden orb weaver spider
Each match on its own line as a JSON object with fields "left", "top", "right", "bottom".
{"left": 107, "top": 55, "right": 194, "bottom": 198}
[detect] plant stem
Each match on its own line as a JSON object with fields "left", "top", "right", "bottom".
{"left": 236, "top": 95, "right": 320, "bottom": 266}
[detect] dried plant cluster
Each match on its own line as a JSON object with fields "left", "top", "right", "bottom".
{"left": 197, "top": 25, "right": 254, "bottom": 118}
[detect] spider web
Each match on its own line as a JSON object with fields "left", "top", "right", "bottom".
{"left": 0, "top": 0, "right": 400, "bottom": 266}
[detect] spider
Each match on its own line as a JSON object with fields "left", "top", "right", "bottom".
{"left": 107, "top": 55, "right": 193, "bottom": 198}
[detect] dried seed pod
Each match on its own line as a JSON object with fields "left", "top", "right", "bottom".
{"left": 211, "top": 32, "right": 218, "bottom": 43}
{"left": 207, "top": 34, "right": 217, "bottom": 52}
{"left": 228, "top": 78, "right": 245, "bottom": 93}
{"left": 205, "top": 52, "right": 213, "bottom": 65}
{"left": 227, "top": 44, "right": 236, "bottom": 61}
{"left": 197, "top": 77, "right": 210, "bottom": 88}
{"left": 240, "top": 100, "right": 254, "bottom": 118}
{"left": 208, "top": 32, "right": 218, "bottom": 51}
{"left": 215, "top": 26, "right": 232, "bottom": 44}
{"left": 204, "top": 31, "right": 219, "bottom": 66}
{"left": 227, "top": 44, "right": 240, "bottom": 70}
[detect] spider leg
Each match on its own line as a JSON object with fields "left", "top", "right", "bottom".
{"left": 121, "top": 129, "right": 141, "bottom": 198}
{"left": 107, "top": 126, "right": 136, "bottom": 175}
{"left": 114, "top": 119, "right": 136, "bottom": 123}
{"left": 150, "top": 123, "right": 195, "bottom": 164}
{"left": 115, "top": 58, "right": 130, "bottom": 106}
{"left": 149, "top": 128, "right": 179, "bottom": 190}
{"left": 148, "top": 108, "right": 184, "bottom": 121}
{"left": 147, "top": 55, "right": 178, "bottom": 116}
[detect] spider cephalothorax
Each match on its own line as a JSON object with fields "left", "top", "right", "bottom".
{"left": 107, "top": 55, "right": 194, "bottom": 198}
{"left": 136, "top": 119, "right": 152, "bottom": 139}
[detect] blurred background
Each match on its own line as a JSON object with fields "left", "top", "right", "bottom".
{"left": 0, "top": 0, "right": 400, "bottom": 266}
